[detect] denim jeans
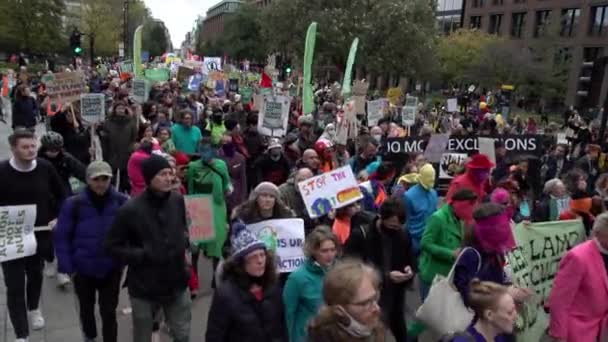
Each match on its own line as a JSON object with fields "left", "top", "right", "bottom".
{"left": 130, "top": 289, "right": 191, "bottom": 342}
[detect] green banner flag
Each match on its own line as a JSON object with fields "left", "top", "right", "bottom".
{"left": 342, "top": 38, "right": 359, "bottom": 97}
{"left": 144, "top": 68, "right": 170, "bottom": 83}
{"left": 133, "top": 25, "right": 144, "bottom": 77}
{"left": 302, "top": 22, "right": 317, "bottom": 115}
{"left": 506, "top": 220, "right": 586, "bottom": 341}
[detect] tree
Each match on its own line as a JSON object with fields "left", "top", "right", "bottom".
{"left": 215, "top": 4, "right": 267, "bottom": 62}
{"left": 143, "top": 21, "right": 170, "bottom": 58}
{"left": 81, "top": 0, "right": 122, "bottom": 57}
{"left": 0, "top": 0, "right": 66, "bottom": 55}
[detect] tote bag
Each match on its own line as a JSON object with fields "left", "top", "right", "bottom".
{"left": 415, "top": 247, "right": 481, "bottom": 335}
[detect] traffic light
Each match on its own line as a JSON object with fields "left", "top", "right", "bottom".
{"left": 576, "top": 57, "right": 608, "bottom": 109}
{"left": 285, "top": 65, "right": 292, "bottom": 74}
{"left": 70, "top": 30, "right": 82, "bottom": 55}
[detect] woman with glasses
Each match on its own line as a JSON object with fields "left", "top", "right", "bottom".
{"left": 54, "top": 161, "right": 129, "bottom": 342}
{"left": 308, "top": 259, "right": 385, "bottom": 342}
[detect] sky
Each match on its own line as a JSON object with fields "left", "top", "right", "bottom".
{"left": 144, "top": 0, "right": 217, "bottom": 49}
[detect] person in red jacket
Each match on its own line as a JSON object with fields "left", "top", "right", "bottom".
{"left": 446, "top": 153, "right": 494, "bottom": 203}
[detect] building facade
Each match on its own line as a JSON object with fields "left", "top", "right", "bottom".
{"left": 200, "top": 0, "right": 242, "bottom": 44}
{"left": 437, "top": 0, "right": 464, "bottom": 34}
{"left": 462, "top": 0, "right": 608, "bottom": 107}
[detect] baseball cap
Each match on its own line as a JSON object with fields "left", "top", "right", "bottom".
{"left": 86, "top": 161, "right": 113, "bottom": 180}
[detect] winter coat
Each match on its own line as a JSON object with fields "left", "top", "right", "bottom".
{"left": 453, "top": 246, "right": 507, "bottom": 307}
{"left": 418, "top": 204, "right": 463, "bottom": 284}
{"left": 50, "top": 113, "right": 92, "bottom": 164}
{"left": 206, "top": 278, "right": 288, "bottom": 342}
{"left": 104, "top": 189, "right": 190, "bottom": 301}
{"left": 171, "top": 123, "right": 202, "bottom": 155}
{"left": 279, "top": 180, "right": 316, "bottom": 234}
{"left": 217, "top": 149, "right": 247, "bottom": 213}
{"left": 404, "top": 184, "right": 438, "bottom": 254}
{"left": 99, "top": 115, "right": 138, "bottom": 171}
{"left": 39, "top": 149, "right": 87, "bottom": 196}
{"left": 127, "top": 150, "right": 150, "bottom": 197}
{"left": 12, "top": 96, "right": 37, "bottom": 129}
{"left": 446, "top": 171, "right": 488, "bottom": 203}
{"left": 54, "top": 188, "right": 128, "bottom": 278}
{"left": 254, "top": 154, "right": 291, "bottom": 186}
{"left": 283, "top": 259, "right": 326, "bottom": 342}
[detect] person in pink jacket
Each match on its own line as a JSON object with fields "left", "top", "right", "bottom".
{"left": 127, "top": 140, "right": 153, "bottom": 197}
{"left": 547, "top": 212, "right": 608, "bottom": 342}
{"left": 446, "top": 153, "right": 494, "bottom": 207}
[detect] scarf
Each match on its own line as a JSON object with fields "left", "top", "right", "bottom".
{"left": 336, "top": 307, "right": 373, "bottom": 338}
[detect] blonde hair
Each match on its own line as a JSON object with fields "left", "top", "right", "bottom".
{"left": 303, "top": 226, "right": 340, "bottom": 259}
{"left": 323, "top": 259, "right": 380, "bottom": 306}
{"left": 468, "top": 279, "right": 509, "bottom": 319}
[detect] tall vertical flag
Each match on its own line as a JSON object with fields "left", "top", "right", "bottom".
{"left": 302, "top": 22, "right": 318, "bottom": 115}
{"left": 133, "top": 25, "right": 144, "bottom": 77}
{"left": 341, "top": 38, "right": 359, "bottom": 97}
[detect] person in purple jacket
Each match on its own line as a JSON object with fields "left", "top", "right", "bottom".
{"left": 54, "top": 161, "right": 128, "bottom": 342}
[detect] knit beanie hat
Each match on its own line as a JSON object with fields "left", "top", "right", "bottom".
{"left": 253, "top": 182, "right": 280, "bottom": 199}
{"left": 141, "top": 154, "right": 172, "bottom": 185}
{"left": 230, "top": 221, "right": 266, "bottom": 260}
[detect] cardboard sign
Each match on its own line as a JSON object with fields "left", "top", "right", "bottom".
{"left": 80, "top": 93, "right": 105, "bottom": 122}
{"left": 297, "top": 165, "right": 363, "bottom": 218}
{"left": 177, "top": 66, "right": 195, "bottom": 83}
{"left": 183, "top": 60, "right": 204, "bottom": 73}
{"left": 132, "top": 79, "right": 148, "bottom": 104}
{"left": 144, "top": 68, "right": 170, "bottom": 82}
{"left": 506, "top": 220, "right": 585, "bottom": 342}
{"left": 184, "top": 195, "right": 216, "bottom": 243}
{"left": 423, "top": 134, "right": 450, "bottom": 163}
{"left": 447, "top": 98, "right": 458, "bottom": 113}
{"left": 246, "top": 218, "right": 305, "bottom": 273}
{"left": 0, "top": 205, "right": 37, "bottom": 262}
{"left": 203, "top": 57, "right": 222, "bottom": 74}
{"left": 387, "top": 87, "right": 402, "bottom": 105}
{"left": 352, "top": 80, "right": 369, "bottom": 96}
{"left": 367, "top": 98, "right": 388, "bottom": 127}
{"left": 258, "top": 95, "right": 290, "bottom": 137}
{"left": 402, "top": 95, "right": 418, "bottom": 126}
{"left": 386, "top": 135, "right": 544, "bottom": 156}
{"left": 45, "top": 72, "right": 86, "bottom": 105}
{"left": 439, "top": 153, "right": 467, "bottom": 179}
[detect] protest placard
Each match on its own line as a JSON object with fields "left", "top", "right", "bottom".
{"left": 184, "top": 195, "right": 216, "bottom": 243}
{"left": 258, "top": 95, "right": 290, "bottom": 137}
{"left": 228, "top": 79, "right": 239, "bottom": 93}
{"left": 144, "top": 68, "right": 170, "bottom": 82}
{"left": 447, "top": 98, "right": 458, "bottom": 113}
{"left": 240, "top": 87, "right": 253, "bottom": 104}
{"left": 80, "top": 94, "right": 105, "bottom": 122}
{"left": 203, "top": 57, "right": 222, "bottom": 74}
{"left": 188, "top": 74, "right": 203, "bottom": 91}
{"left": 423, "top": 134, "right": 450, "bottom": 163}
{"left": 439, "top": 153, "right": 467, "bottom": 179}
{"left": 132, "top": 79, "right": 148, "bottom": 104}
{"left": 45, "top": 71, "right": 86, "bottom": 105}
{"left": 478, "top": 137, "right": 496, "bottom": 164}
{"left": 506, "top": 220, "right": 585, "bottom": 341}
{"left": 402, "top": 95, "right": 418, "bottom": 126}
{"left": 177, "top": 66, "right": 195, "bottom": 83}
{"left": 352, "top": 80, "right": 369, "bottom": 96}
{"left": 215, "top": 79, "right": 226, "bottom": 97}
{"left": 246, "top": 218, "right": 305, "bottom": 273}
{"left": 183, "top": 60, "right": 204, "bottom": 73}
{"left": 0, "top": 205, "right": 37, "bottom": 263}
{"left": 298, "top": 166, "right": 363, "bottom": 218}
{"left": 367, "top": 98, "right": 388, "bottom": 127}
{"left": 387, "top": 87, "right": 402, "bottom": 105}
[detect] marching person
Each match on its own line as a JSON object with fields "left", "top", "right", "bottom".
{"left": 0, "top": 129, "right": 67, "bottom": 342}
{"left": 105, "top": 154, "right": 192, "bottom": 342}
{"left": 54, "top": 161, "right": 128, "bottom": 342}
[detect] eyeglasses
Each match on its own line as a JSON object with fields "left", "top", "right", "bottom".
{"left": 349, "top": 292, "right": 380, "bottom": 309}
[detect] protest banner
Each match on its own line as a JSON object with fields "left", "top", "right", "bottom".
{"left": 246, "top": 218, "right": 305, "bottom": 273}
{"left": 80, "top": 93, "right": 105, "bottom": 122}
{"left": 367, "top": 98, "right": 388, "bottom": 127}
{"left": 447, "top": 98, "right": 458, "bottom": 113}
{"left": 188, "top": 74, "right": 203, "bottom": 91}
{"left": 240, "top": 87, "right": 253, "bottom": 104}
{"left": 209, "top": 71, "right": 225, "bottom": 82}
{"left": 386, "top": 134, "right": 544, "bottom": 157}
{"left": 133, "top": 25, "right": 144, "bottom": 77}
{"left": 298, "top": 165, "right": 363, "bottom": 218}
{"left": 215, "top": 79, "right": 226, "bottom": 97}
{"left": 402, "top": 95, "right": 418, "bottom": 126}
{"left": 439, "top": 153, "right": 467, "bottom": 179}
{"left": 183, "top": 60, "right": 204, "bottom": 73}
{"left": 132, "top": 79, "right": 148, "bottom": 104}
{"left": 258, "top": 95, "right": 290, "bottom": 137}
{"left": 45, "top": 71, "right": 86, "bottom": 105}
{"left": 177, "top": 66, "right": 195, "bottom": 83}
{"left": 506, "top": 220, "right": 585, "bottom": 341}
{"left": 144, "top": 68, "right": 170, "bottom": 82}
{"left": 119, "top": 60, "right": 133, "bottom": 74}
{"left": 478, "top": 137, "right": 496, "bottom": 164}
{"left": 387, "top": 87, "right": 402, "bottom": 105}
{"left": 0, "top": 205, "right": 37, "bottom": 262}
{"left": 203, "top": 57, "right": 222, "bottom": 74}
{"left": 423, "top": 134, "right": 450, "bottom": 163}
{"left": 184, "top": 195, "right": 216, "bottom": 243}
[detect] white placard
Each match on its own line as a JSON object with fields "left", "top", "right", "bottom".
{"left": 447, "top": 98, "right": 458, "bottom": 113}
{"left": 132, "top": 79, "right": 148, "bottom": 104}
{"left": 258, "top": 95, "right": 290, "bottom": 137}
{"left": 478, "top": 137, "right": 496, "bottom": 165}
{"left": 0, "top": 205, "right": 37, "bottom": 262}
{"left": 297, "top": 165, "right": 363, "bottom": 218}
{"left": 80, "top": 93, "right": 105, "bottom": 122}
{"left": 439, "top": 153, "right": 468, "bottom": 179}
{"left": 367, "top": 98, "right": 388, "bottom": 127}
{"left": 402, "top": 95, "right": 418, "bottom": 126}
{"left": 246, "top": 218, "right": 305, "bottom": 273}
{"left": 203, "top": 57, "right": 222, "bottom": 75}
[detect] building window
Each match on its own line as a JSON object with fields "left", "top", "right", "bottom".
{"left": 560, "top": 8, "right": 580, "bottom": 37}
{"left": 489, "top": 14, "right": 503, "bottom": 34}
{"left": 534, "top": 10, "right": 551, "bottom": 37}
{"left": 590, "top": 5, "right": 608, "bottom": 36}
{"left": 511, "top": 12, "right": 526, "bottom": 38}
{"left": 583, "top": 47, "right": 604, "bottom": 62}
{"left": 554, "top": 47, "right": 572, "bottom": 65}
{"left": 492, "top": 0, "right": 503, "bottom": 5}
{"left": 472, "top": 0, "right": 484, "bottom": 8}
{"left": 470, "top": 16, "right": 482, "bottom": 29}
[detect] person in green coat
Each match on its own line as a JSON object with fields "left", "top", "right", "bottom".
{"left": 186, "top": 138, "right": 232, "bottom": 287}
{"left": 283, "top": 226, "right": 339, "bottom": 342}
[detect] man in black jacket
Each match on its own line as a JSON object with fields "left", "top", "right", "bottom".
{"left": 105, "top": 154, "right": 191, "bottom": 342}
{"left": 344, "top": 198, "right": 416, "bottom": 342}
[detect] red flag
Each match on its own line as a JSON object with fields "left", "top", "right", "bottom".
{"left": 260, "top": 72, "right": 273, "bottom": 88}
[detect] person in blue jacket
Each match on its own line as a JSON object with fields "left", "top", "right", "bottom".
{"left": 54, "top": 161, "right": 128, "bottom": 342}
{"left": 403, "top": 163, "right": 438, "bottom": 255}
{"left": 283, "top": 226, "right": 339, "bottom": 342}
